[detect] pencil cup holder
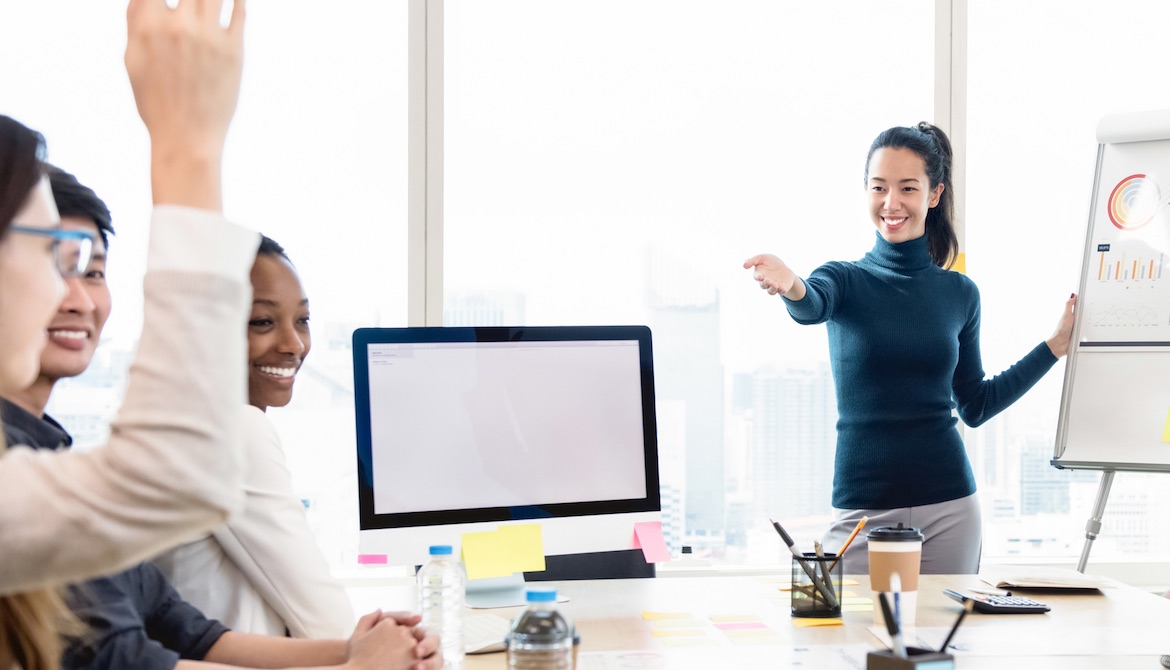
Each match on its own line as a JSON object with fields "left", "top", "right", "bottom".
{"left": 790, "top": 552, "right": 842, "bottom": 618}
{"left": 866, "top": 647, "right": 954, "bottom": 669}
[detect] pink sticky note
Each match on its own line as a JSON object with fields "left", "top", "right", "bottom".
{"left": 713, "top": 622, "right": 768, "bottom": 631}
{"left": 633, "top": 521, "right": 671, "bottom": 563}
{"left": 357, "top": 554, "right": 388, "bottom": 565}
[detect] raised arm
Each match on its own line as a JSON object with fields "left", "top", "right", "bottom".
{"left": 0, "top": 0, "right": 257, "bottom": 595}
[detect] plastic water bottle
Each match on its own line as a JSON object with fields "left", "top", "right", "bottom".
{"left": 506, "top": 588, "right": 576, "bottom": 670}
{"left": 417, "top": 545, "right": 466, "bottom": 668}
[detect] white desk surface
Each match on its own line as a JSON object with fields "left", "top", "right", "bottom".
{"left": 348, "top": 572, "right": 1170, "bottom": 669}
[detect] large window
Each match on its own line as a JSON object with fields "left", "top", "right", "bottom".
{"left": 967, "top": 0, "right": 1170, "bottom": 561}
{"left": 7, "top": 1, "right": 409, "bottom": 570}
{"left": 445, "top": 0, "right": 934, "bottom": 563}
{"left": 11, "top": 1, "right": 1170, "bottom": 577}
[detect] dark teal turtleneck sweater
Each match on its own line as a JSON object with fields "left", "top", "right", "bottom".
{"left": 784, "top": 233, "right": 1057, "bottom": 509}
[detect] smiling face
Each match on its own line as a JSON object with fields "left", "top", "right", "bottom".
{"left": 0, "top": 177, "right": 67, "bottom": 394}
{"left": 247, "top": 254, "right": 310, "bottom": 412}
{"left": 37, "top": 217, "right": 111, "bottom": 383}
{"left": 866, "top": 147, "right": 945, "bottom": 244}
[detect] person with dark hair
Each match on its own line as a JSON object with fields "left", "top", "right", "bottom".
{"left": 158, "top": 235, "right": 356, "bottom": 639}
{"left": 0, "top": 2, "right": 431, "bottom": 668}
{"left": 744, "top": 122, "right": 1077, "bottom": 574}
{"left": 1, "top": 169, "right": 433, "bottom": 668}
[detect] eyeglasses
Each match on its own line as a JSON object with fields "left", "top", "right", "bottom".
{"left": 8, "top": 225, "right": 96, "bottom": 278}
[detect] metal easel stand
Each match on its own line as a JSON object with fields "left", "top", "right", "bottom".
{"left": 1076, "top": 470, "right": 1115, "bottom": 573}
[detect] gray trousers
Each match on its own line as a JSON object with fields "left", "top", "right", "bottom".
{"left": 821, "top": 492, "right": 982, "bottom": 575}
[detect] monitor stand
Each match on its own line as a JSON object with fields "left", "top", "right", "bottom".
{"left": 465, "top": 573, "right": 569, "bottom": 609}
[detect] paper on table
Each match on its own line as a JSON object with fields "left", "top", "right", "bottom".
{"left": 979, "top": 566, "right": 1112, "bottom": 590}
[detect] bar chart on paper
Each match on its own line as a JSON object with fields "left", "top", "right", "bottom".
{"left": 1082, "top": 240, "right": 1170, "bottom": 344}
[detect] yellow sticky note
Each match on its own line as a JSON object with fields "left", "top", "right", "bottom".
{"left": 499, "top": 524, "right": 546, "bottom": 573}
{"left": 649, "top": 619, "right": 707, "bottom": 629}
{"left": 708, "top": 614, "right": 761, "bottom": 623}
{"left": 952, "top": 252, "right": 967, "bottom": 274}
{"left": 650, "top": 629, "right": 707, "bottom": 638}
{"left": 642, "top": 612, "right": 694, "bottom": 621}
{"left": 658, "top": 637, "right": 721, "bottom": 648}
{"left": 1162, "top": 408, "right": 1170, "bottom": 442}
{"left": 460, "top": 530, "right": 515, "bottom": 580}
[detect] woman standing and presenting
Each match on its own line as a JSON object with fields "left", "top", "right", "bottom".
{"left": 745, "top": 122, "right": 1076, "bottom": 574}
{"left": 158, "top": 236, "right": 356, "bottom": 639}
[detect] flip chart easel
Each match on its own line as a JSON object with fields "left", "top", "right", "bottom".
{"left": 1053, "top": 109, "right": 1170, "bottom": 572}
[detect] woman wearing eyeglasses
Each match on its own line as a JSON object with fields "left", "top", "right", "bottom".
{"left": 0, "top": 2, "right": 256, "bottom": 668}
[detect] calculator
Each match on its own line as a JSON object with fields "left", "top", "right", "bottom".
{"left": 943, "top": 588, "right": 1050, "bottom": 614}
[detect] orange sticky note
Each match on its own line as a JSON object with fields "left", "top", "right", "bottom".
{"left": 633, "top": 521, "right": 671, "bottom": 563}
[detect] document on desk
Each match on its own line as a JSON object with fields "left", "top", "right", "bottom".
{"left": 578, "top": 644, "right": 871, "bottom": 669}
{"left": 870, "top": 625, "right": 1169, "bottom": 657}
{"left": 978, "top": 566, "right": 1112, "bottom": 590}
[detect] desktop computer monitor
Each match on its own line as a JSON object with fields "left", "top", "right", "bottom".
{"left": 353, "top": 325, "right": 662, "bottom": 575}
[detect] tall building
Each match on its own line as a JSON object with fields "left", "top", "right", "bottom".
{"left": 1020, "top": 432, "right": 1094, "bottom": 516}
{"left": 750, "top": 365, "right": 836, "bottom": 521}
{"left": 645, "top": 250, "right": 724, "bottom": 545}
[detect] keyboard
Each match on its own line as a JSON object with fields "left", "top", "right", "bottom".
{"left": 464, "top": 612, "right": 512, "bottom": 654}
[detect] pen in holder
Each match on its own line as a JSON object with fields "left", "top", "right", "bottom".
{"left": 866, "top": 647, "right": 954, "bottom": 669}
{"left": 790, "top": 552, "right": 842, "bottom": 617}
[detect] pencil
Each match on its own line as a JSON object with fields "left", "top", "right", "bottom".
{"left": 827, "top": 515, "right": 868, "bottom": 571}
{"left": 771, "top": 519, "right": 838, "bottom": 609}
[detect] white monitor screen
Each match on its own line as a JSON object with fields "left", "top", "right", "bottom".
{"left": 354, "top": 326, "right": 660, "bottom": 537}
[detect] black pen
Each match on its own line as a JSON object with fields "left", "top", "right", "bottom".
{"left": 938, "top": 598, "right": 974, "bottom": 652}
{"left": 878, "top": 592, "right": 907, "bottom": 658}
{"left": 770, "top": 519, "right": 838, "bottom": 609}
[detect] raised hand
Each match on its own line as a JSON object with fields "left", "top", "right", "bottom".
{"left": 124, "top": 0, "right": 246, "bottom": 209}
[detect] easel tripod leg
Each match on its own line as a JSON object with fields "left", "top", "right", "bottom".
{"left": 1077, "top": 470, "right": 1115, "bottom": 574}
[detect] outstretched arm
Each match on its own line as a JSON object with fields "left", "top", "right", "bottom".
{"left": 743, "top": 254, "right": 807, "bottom": 301}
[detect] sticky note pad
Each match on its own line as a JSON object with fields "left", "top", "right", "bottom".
{"left": 1162, "top": 407, "right": 1170, "bottom": 442}
{"left": 461, "top": 530, "right": 517, "bottom": 580}
{"left": 642, "top": 612, "right": 694, "bottom": 621}
{"left": 650, "top": 629, "right": 707, "bottom": 638}
{"left": 713, "top": 622, "right": 767, "bottom": 631}
{"left": 659, "top": 637, "right": 721, "bottom": 648}
{"left": 708, "top": 615, "right": 761, "bottom": 623}
{"left": 356, "top": 554, "right": 388, "bottom": 565}
{"left": 791, "top": 617, "right": 843, "bottom": 627}
{"left": 649, "top": 619, "right": 707, "bottom": 629}
{"left": 499, "top": 524, "right": 546, "bottom": 573}
{"left": 633, "top": 521, "right": 671, "bottom": 563}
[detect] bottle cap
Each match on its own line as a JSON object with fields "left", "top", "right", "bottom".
{"left": 428, "top": 545, "right": 453, "bottom": 555}
{"left": 866, "top": 522, "right": 924, "bottom": 542}
{"left": 526, "top": 588, "right": 557, "bottom": 603}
